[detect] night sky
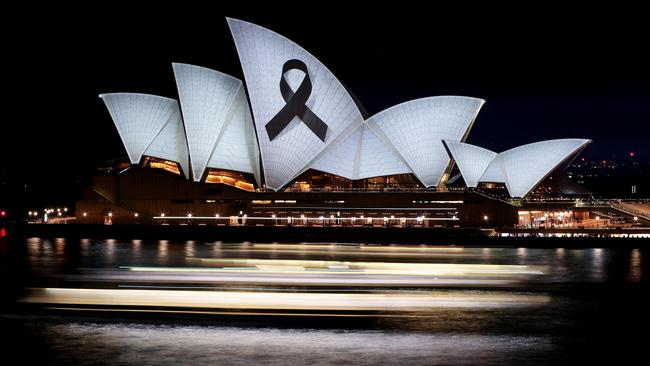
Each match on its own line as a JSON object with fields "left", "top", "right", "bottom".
{"left": 3, "top": 5, "right": 649, "bottom": 204}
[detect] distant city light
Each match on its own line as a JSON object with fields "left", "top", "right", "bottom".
{"left": 629, "top": 152, "right": 635, "bottom": 157}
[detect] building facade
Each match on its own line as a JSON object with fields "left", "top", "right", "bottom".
{"left": 80, "top": 18, "right": 592, "bottom": 227}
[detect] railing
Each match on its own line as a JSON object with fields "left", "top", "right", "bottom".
{"left": 269, "top": 187, "right": 456, "bottom": 193}
{"left": 611, "top": 202, "right": 650, "bottom": 221}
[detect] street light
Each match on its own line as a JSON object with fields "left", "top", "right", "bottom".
{"left": 633, "top": 216, "right": 638, "bottom": 222}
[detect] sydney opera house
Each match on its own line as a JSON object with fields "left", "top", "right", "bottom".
{"left": 77, "top": 18, "right": 592, "bottom": 227}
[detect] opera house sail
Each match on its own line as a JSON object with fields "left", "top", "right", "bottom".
{"left": 227, "top": 18, "right": 365, "bottom": 190}
{"left": 172, "top": 63, "right": 260, "bottom": 185}
{"left": 99, "top": 93, "right": 190, "bottom": 179}
{"left": 443, "top": 139, "right": 591, "bottom": 198}
{"left": 98, "top": 17, "right": 590, "bottom": 202}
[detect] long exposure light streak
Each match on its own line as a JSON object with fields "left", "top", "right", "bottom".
{"left": 24, "top": 288, "right": 550, "bottom": 311}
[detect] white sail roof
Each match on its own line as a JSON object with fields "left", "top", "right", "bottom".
{"left": 312, "top": 124, "right": 411, "bottom": 180}
{"left": 444, "top": 139, "right": 591, "bottom": 198}
{"left": 442, "top": 140, "right": 497, "bottom": 188}
{"left": 366, "top": 96, "right": 484, "bottom": 187}
{"left": 143, "top": 102, "right": 190, "bottom": 179}
{"left": 204, "top": 87, "right": 261, "bottom": 186}
{"left": 172, "top": 63, "right": 244, "bottom": 182}
{"left": 227, "top": 18, "right": 365, "bottom": 190}
{"left": 478, "top": 155, "right": 507, "bottom": 183}
{"left": 100, "top": 93, "right": 180, "bottom": 165}
{"left": 494, "top": 138, "right": 591, "bottom": 198}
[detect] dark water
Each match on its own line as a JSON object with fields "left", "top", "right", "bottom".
{"left": 1, "top": 237, "right": 648, "bottom": 365}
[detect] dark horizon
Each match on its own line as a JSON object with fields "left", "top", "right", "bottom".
{"left": 3, "top": 5, "right": 649, "bottom": 206}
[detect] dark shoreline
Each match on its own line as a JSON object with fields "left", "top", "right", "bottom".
{"left": 3, "top": 223, "right": 649, "bottom": 248}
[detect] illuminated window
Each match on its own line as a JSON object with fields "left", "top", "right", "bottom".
{"left": 205, "top": 169, "right": 255, "bottom": 192}
{"left": 143, "top": 157, "right": 181, "bottom": 175}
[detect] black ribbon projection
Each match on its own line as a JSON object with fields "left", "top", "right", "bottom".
{"left": 265, "top": 59, "right": 327, "bottom": 142}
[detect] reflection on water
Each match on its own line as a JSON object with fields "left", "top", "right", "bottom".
{"left": 81, "top": 239, "right": 90, "bottom": 256}
{"left": 105, "top": 239, "right": 115, "bottom": 263}
{"left": 15, "top": 239, "right": 646, "bottom": 286}
{"left": 22, "top": 322, "right": 553, "bottom": 366}
{"left": 517, "top": 247, "right": 527, "bottom": 259}
{"left": 55, "top": 238, "right": 65, "bottom": 256}
{"left": 591, "top": 248, "right": 605, "bottom": 282}
{"left": 185, "top": 240, "right": 196, "bottom": 258}
{"left": 158, "top": 240, "right": 168, "bottom": 263}
{"left": 3, "top": 238, "right": 648, "bottom": 365}
{"left": 629, "top": 248, "right": 642, "bottom": 282}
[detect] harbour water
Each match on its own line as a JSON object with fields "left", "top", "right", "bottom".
{"left": 0, "top": 237, "right": 647, "bottom": 365}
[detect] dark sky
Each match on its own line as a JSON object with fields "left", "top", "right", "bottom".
{"left": 4, "top": 4, "right": 649, "bottom": 192}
